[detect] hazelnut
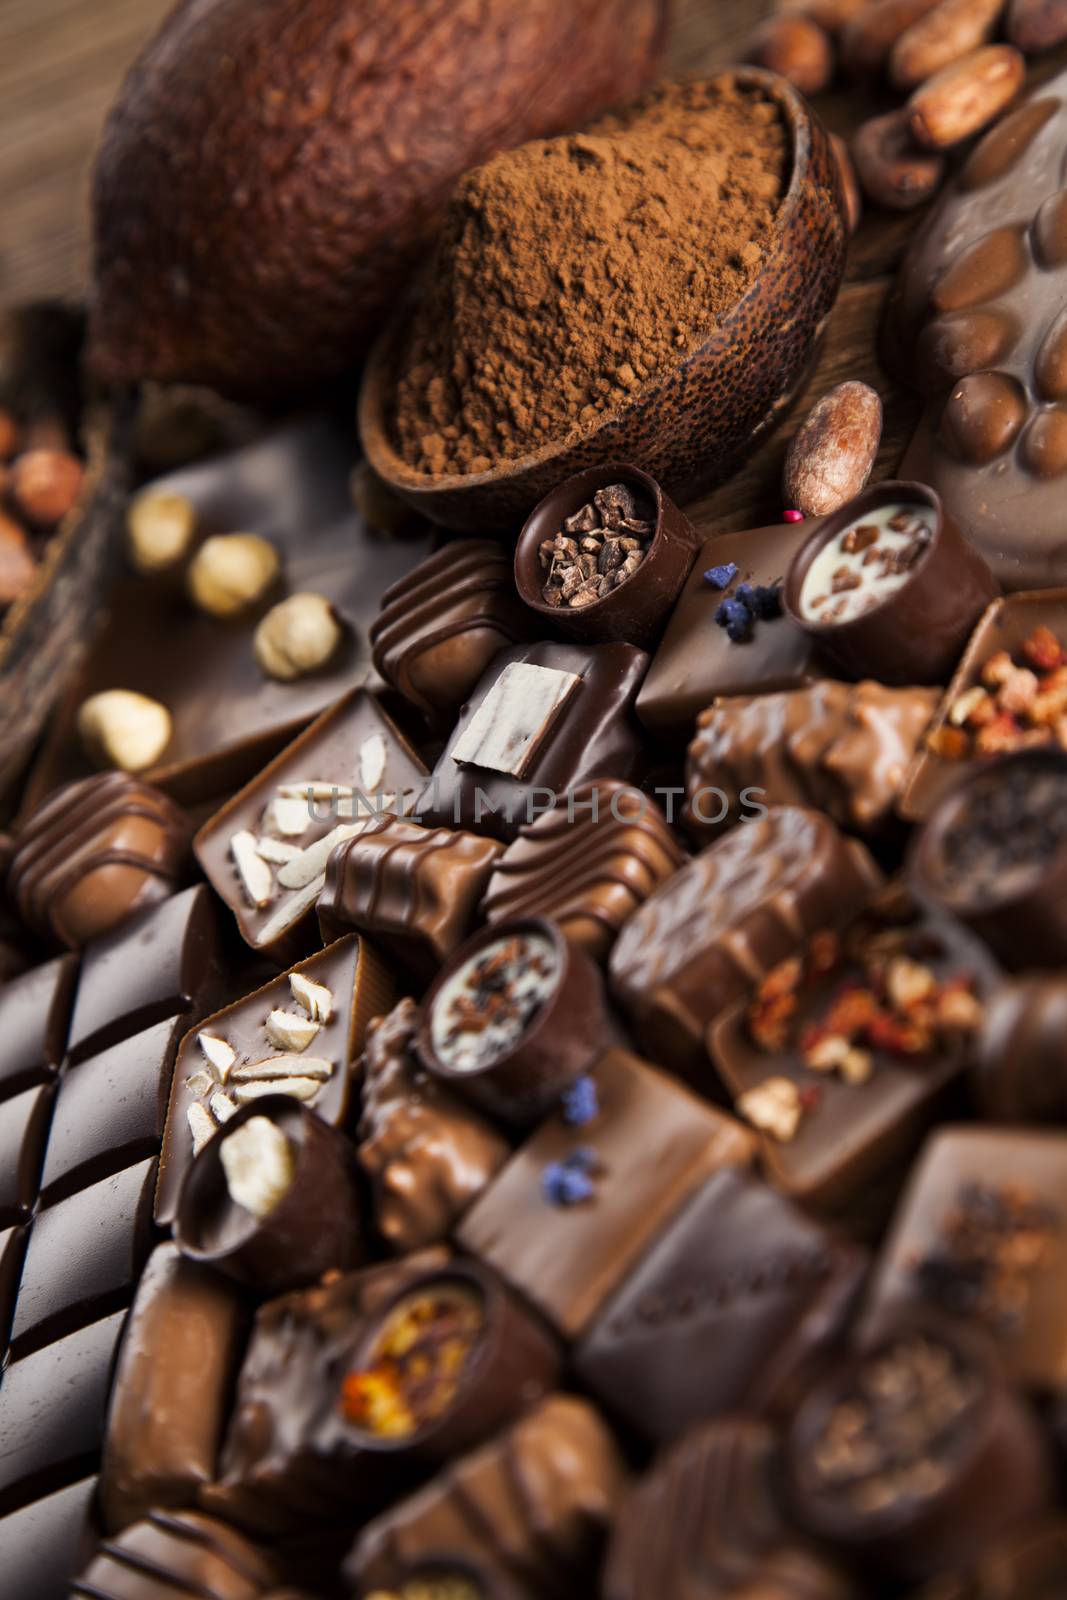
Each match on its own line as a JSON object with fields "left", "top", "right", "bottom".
{"left": 77, "top": 690, "right": 172, "bottom": 773}
{"left": 126, "top": 490, "right": 198, "bottom": 575}
{"left": 187, "top": 532, "right": 280, "bottom": 617}
{"left": 11, "top": 448, "right": 84, "bottom": 527}
{"left": 253, "top": 592, "right": 343, "bottom": 681}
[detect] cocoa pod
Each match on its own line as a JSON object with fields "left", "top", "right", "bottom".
{"left": 784, "top": 381, "right": 884, "bottom": 516}
{"left": 746, "top": 15, "right": 836, "bottom": 94}
{"left": 90, "top": 0, "right": 669, "bottom": 400}
{"left": 840, "top": 0, "right": 942, "bottom": 77}
{"left": 889, "top": 0, "right": 1005, "bottom": 91}
{"left": 775, "top": 0, "right": 869, "bottom": 34}
{"left": 908, "top": 45, "right": 1026, "bottom": 150}
{"left": 830, "top": 132, "right": 863, "bottom": 233}
{"left": 1007, "top": 0, "right": 1067, "bottom": 52}
{"left": 852, "top": 110, "right": 947, "bottom": 209}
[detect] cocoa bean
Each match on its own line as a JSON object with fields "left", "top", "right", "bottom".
{"left": 889, "top": 0, "right": 1004, "bottom": 90}
{"left": 852, "top": 110, "right": 947, "bottom": 209}
{"left": 784, "top": 381, "right": 884, "bottom": 517}
{"left": 746, "top": 15, "right": 836, "bottom": 94}
{"left": 841, "top": 0, "right": 942, "bottom": 77}
{"left": 1007, "top": 0, "right": 1067, "bottom": 51}
{"left": 908, "top": 45, "right": 1026, "bottom": 150}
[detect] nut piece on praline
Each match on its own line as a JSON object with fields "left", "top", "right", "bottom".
{"left": 77, "top": 689, "right": 172, "bottom": 773}
{"left": 126, "top": 490, "right": 198, "bottom": 575}
{"left": 188, "top": 533, "right": 281, "bottom": 618}
{"left": 254, "top": 592, "right": 342, "bottom": 681}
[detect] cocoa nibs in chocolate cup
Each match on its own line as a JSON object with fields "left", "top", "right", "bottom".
{"left": 430, "top": 931, "right": 561, "bottom": 1074}
{"left": 539, "top": 482, "right": 655, "bottom": 610}
{"left": 799, "top": 501, "right": 935, "bottom": 625}
{"left": 932, "top": 760, "right": 1067, "bottom": 907}
{"left": 913, "top": 1183, "right": 1058, "bottom": 1337}
{"left": 340, "top": 1281, "right": 484, "bottom": 1438}
{"left": 391, "top": 79, "right": 787, "bottom": 478}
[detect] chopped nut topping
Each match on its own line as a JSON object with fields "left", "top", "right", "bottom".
{"left": 939, "top": 626, "right": 1067, "bottom": 762}
{"left": 231, "top": 829, "right": 275, "bottom": 908}
{"left": 738, "top": 1077, "right": 806, "bottom": 1143}
{"left": 290, "top": 971, "right": 334, "bottom": 1023}
{"left": 220, "top": 1116, "right": 296, "bottom": 1220}
{"left": 265, "top": 1009, "right": 321, "bottom": 1052}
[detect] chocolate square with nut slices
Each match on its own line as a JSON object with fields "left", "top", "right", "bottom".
{"left": 456, "top": 1048, "right": 754, "bottom": 1340}
{"left": 195, "top": 687, "right": 428, "bottom": 968}
{"left": 636, "top": 521, "right": 830, "bottom": 744}
{"left": 416, "top": 641, "right": 650, "bottom": 843}
{"left": 709, "top": 891, "right": 1002, "bottom": 1222}
{"left": 858, "top": 1126, "right": 1067, "bottom": 1391}
{"left": 901, "top": 590, "right": 1067, "bottom": 821}
{"left": 155, "top": 934, "right": 395, "bottom": 1224}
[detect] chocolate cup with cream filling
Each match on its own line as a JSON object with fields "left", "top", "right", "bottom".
{"left": 784, "top": 481, "right": 999, "bottom": 685}
{"left": 415, "top": 917, "right": 613, "bottom": 1127}
{"left": 909, "top": 748, "right": 1067, "bottom": 969}
{"left": 514, "top": 463, "right": 699, "bottom": 650}
{"left": 174, "top": 1095, "right": 366, "bottom": 1292}
{"left": 341, "top": 1261, "right": 560, "bottom": 1467}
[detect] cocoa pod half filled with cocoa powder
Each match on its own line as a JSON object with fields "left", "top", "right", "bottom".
{"left": 89, "top": 0, "right": 668, "bottom": 401}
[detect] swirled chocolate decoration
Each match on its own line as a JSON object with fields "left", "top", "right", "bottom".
{"left": 9, "top": 772, "right": 191, "bottom": 949}
{"left": 684, "top": 681, "right": 938, "bottom": 843}
{"left": 480, "top": 781, "right": 686, "bottom": 962}
{"left": 371, "top": 540, "right": 536, "bottom": 724}
{"left": 357, "top": 998, "right": 509, "bottom": 1253}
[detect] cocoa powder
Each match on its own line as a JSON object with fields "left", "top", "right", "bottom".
{"left": 390, "top": 79, "right": 788, "bottom": 477}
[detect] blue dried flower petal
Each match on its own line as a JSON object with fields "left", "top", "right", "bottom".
{"left": 736, "top": 582, "right": 783, "bottom": 620}
{"left": 704, "top": 562, "right": 738, "bottom": 590}
{"left": 541, "top": 1160, "right": 596, "bottom": 1207}
{"left": 561, "top": 1075, "right": 599, "bottom": 1127}
{"left": 715, "top": 596, "right": 754, "bottom": 642}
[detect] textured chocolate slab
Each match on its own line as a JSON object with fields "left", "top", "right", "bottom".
{"left": 195, "top": 687, "right": 428, "bottom": 966}
{"left": 0, "top": 955, "right": 77, "bottom": 1101}
{"left": 575, "top": 1167, "right": 866, "bottom": 1444}
{"left": 67, "top": 885, "right": 222, "bottom": 1065}
{"left": 156, "top": 935, "right": 393, "bottom": 1225}
{"left": 0, "top": 1227, "right": 28, "bottom": 1361}
{"left": 636, "top": 521, "right": 829, "bottom": 742}
{"left": 9, "top": 1158, "right": 156, "bottom": 1356}
{"left": 25, "top": 416, "right": 436, "bottom": 809}
{"left": 859, "top": 1126, "right": 1067, "bottom": 1390}
{"left": 70, "top": 1509, "right": 279, "bottom": 1600}
{"left": 0, "top": 1476, "right": 98, "bottom": 1600}
{"left": 0, "top": 1085, "right": 53, "bottom": 1229}
{"left": 0, "top": 1309, "right": 126, "bottom": 1513}
{"left": 457, "top": 1048, "right": 754, "bottom": 1339}
{"left": 417, "top": 641, "right": 649, "bottom": 843}
{"left": 40, "top": 1017, "right": 183, "bottom": 1205}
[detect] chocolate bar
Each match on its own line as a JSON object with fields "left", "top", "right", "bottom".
{"left": 100, "top": 1242, "right": 248, "bottom": 1531}
{"left": 0, "top": 953, "right": 77, "bottom": 1099}
{"left": 356, "top": 998, "right": 508, "bottom": 1254}
{"left": 457, "top": 1048, "right": 754, "bottom": 1339}
{"left": 371, "top": 539, "right": 537, "bottom": 725}
{"left": 0, "top": 1477, "right": 97, "bottom": 1600}
{"left": 609, "top": 806, "right": 882, "bottom": 1077}
{"left": 0, "top": 1083, "right": 52, "bottom": 1230}
{"left": 70, "top": 1509, "right": 279, "bottom": 1599}
{"left": 636, "top": 520, "right": 829, "bottom": 743}
{"left": 317, "top": 814, "right": 502, "bottom": 979}
{"left": 156, "top": 933, "right": 393, "bottom": 1224}
{"left": 575, "top": 1167, "right": 867, "bottom": 1444}
{"left": 344, "top": 1396, "right": 628, "bottom": 1599}
{"left": 9, "top": 772, "right": 192, "bottom": 950}
{"left": 480, "top": 780, "right": 686, "bottom": 963}
{"left": 684, "top": 680, "right": 938, "bottom": 842}
{"left": 416, "top": 641, "right": 649, "bottom": 842}
{"left": 195, "top": 687, "right": 428, "bottom": 966}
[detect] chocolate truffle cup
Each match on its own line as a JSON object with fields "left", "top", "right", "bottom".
{"left": 786, "top": 1315, "right": 1052, "bottom": 1581}
{"left": 343, "top": 1261, "right": 560, "bottom": 1467}
{"left": 416, "top": 916, "right": 612, "bottom": 1127}
{"left": 909, "top": 749, "right": 1067, "bottom": 969}
{"left": 174, "top": 1096, "right": 366, "bottom": 1292}
{"left": 514, "top": 463, "right": 699, "bottom": 649}
{"left": 784, "top": 480, "right": 999, "bottom": 685}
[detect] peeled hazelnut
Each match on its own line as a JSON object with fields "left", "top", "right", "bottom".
{"left": 187, "top": 533, "right": 280, "bottom": 618}
{"left": 77, "top": 690, "right": 172, "bottom": 773}
{"left": 11, "top": 448, "right": 84, "bottom": 527}
{"left": 126, "top": 490, "right": 198, "bottom": 575}
{"left": 253, "top": 593, "right": 343, "bottom": 681}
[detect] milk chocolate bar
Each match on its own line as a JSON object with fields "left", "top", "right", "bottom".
{"left": 575, "top": 1167, "right": 866, "bottom": 1444}
{"left": 70, "top": 1509, "right": 279, "bottom": 1600}
{"left": 858, "top": 1126, "right": 1067, "bottom": 1390}
{"left": 603, "top": 1417, "right": 855, "bottom": 1600}
{"left": 480, "top": 780, "right": 686, "bottom": 963}
{"left": 416, "top": 640, "right": 649, "bottom": 842}
{"left": 636, "top": 520, "right": 829, "bottom": 743}
{"left": 345, "top": 1396, "right": 628, "bottom": 1600}
{"left": 100, "top": 1243, "right": 248, "bottom": 1531}
{"left": 317, "top": 814, "right": 502, "bottom": 979}
{"left": 156, "top": 933, "right": 393, "bottom": 1224}
{"left": 195, "top": 687, "right": 428, "bottom": 966}
{"left": 684, "top": 680, "right": 937, "bottom": 843}
{"left": 371, "top": 539, "right": 536, "bottom": 725}
{"left": 457, "top": 1048, "right": 754, "bottom": 1339}
{"left": 9, "top": 772, "right": 192, "bottom": 950}
{"left": 609, "top": 807, "right": 882, "bottom": 1077}
{"left": 356, "top": 998, "right": 508, "bottom": 1254}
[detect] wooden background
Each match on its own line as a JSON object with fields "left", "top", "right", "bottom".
{"left": 0, "top": 0, "right": 1016, "bottom": 533}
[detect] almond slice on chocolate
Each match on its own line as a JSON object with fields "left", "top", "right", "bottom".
{"left": 231, "top": 1054, "right": 333, "bottom": 1083}
{"left": 276, "top": 822, "right": 368, "bottom": 890}
{"left": 233, "top": 1076, "right": 324, "bottom": 1104}
{"left": 256, "top": 836, "right": 301, "bottom": 866}
{"left": 265, "top": 1009, "right": 321, "bottom": 1052}
{"left": 198, "top": 1033, "right": 237, "bottom": 1080}
{"left": 290, "top": 972, "right": 334, "bottom": 1022}
{"left": 231, "top": 829, "right": 274, "bottom": 907}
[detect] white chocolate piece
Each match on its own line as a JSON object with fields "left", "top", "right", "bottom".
{"left": 451, "top": 662, "right": 580, "bottom": 777}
